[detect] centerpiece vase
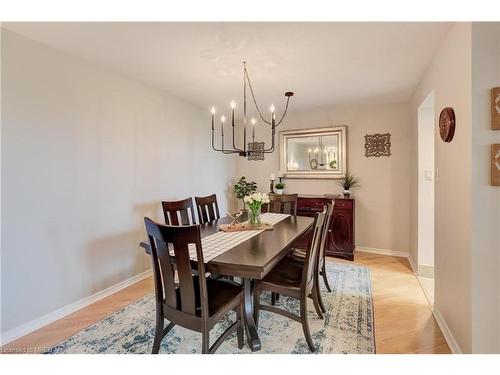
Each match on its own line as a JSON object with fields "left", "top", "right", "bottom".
{"left": 248, "top": 206, "right": 262, "bottom": 227}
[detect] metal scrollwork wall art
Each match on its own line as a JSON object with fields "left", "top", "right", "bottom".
{"left": 247, "top": 142, "right": 265, "bottom": 160}
{"left": 364, "top": 133, "right": 391, "bottom": 157}
{"left": 491, "top": 87, "right": 500, "bottom": 130}
{"left": 492, "top": 144, "right": 500, "bottom": 186}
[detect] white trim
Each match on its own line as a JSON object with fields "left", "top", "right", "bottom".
{"left": 0, "top": 269, "right": 152, "bottom": 346}
{"left": 407, "top": 255, "right": 418, "bottom": 274}
{"left": 432, "top": 306, "right": 463, "bottom": 354}
{"left": 356, "top": 246, "right": 409, "bottom": 258}
{"left": 417, "top": 264, "right": 434, "bottom": 279}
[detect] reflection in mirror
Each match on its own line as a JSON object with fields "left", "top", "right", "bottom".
{"left": 286, "top": 135, "right": 339, "bottom": 171}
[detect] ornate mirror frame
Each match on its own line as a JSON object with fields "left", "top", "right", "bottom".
{"left": 279, "top": 126, "right": 347, "bottom": 179}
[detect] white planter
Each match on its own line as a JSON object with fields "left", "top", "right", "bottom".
{"left": 343, "top": 189, "right": 351, "bottom": 198}
{"left": 275, "top": 189, "right": 284, "bottom": 195}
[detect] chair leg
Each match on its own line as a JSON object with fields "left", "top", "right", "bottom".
{"left": 152, "top": 308, "right": 164, "bottom": 354}
{"left": 314, "top": 272, "right": 327, "bottom": 314}
{"left": 236, "top": 298, "right": 244, "bottom": 349}
{"left": 202, "top": 324, "right": 210, "bottom": 354}
{"left": 271, "top": 292, "right": 276, "bottom": 305}
{"left": 311, "top": 285, "right": 324, "bottom": 320}
{"left": 253, "top": 288, "right": 261, "bottom": 327}
{"left": 300, "top": 297, "right": 316, "bottom": 352}
{"left": 316, "top": 284, "right": 327, "bottom": 314}
{"left": 276, "top": 293, "right": 280, "bottom": 301}
{"left": 322, "top": 263, "right": 332, "bottom": 292}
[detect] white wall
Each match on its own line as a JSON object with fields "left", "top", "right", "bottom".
{"left": 410, "top": 22, "right": 473, "bottom": 353}
{"left": 235, "top": 103, "right": 412, "bottom": 255}
{"left": 417, "top": 93, "right": 435, "bottom": 275}
{"left": 470, "top": 22, "right": 500, "bottom": 353}
{"left": 0, "top": 30, "right": 236, "bottom": 337}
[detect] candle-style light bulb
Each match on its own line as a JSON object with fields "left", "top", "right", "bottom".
{"left": 211, "top": 107, "right": 216, "bottom": 115}
{"left": 270, "top": 104, "right": 275, "bottom": 113}
{"left": 251, "top": 118, "right": 256, "bottom": 141}
{"left": 230, "top": 101, "right": 236, "bottom": 109}
{"left": 221, "top": 115, "right": 226, "bottom": 123}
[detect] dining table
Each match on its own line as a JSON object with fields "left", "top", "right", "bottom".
{"left": 139, "top": 213, "right": 314, "bottom": 352}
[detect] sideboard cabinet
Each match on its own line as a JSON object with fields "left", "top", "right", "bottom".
{"left": 294, "top": 195, "right": 355, "bottom": 261}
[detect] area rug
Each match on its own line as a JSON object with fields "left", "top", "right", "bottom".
{"left": 47, "top": 260, "right": 375, "bottom": 354}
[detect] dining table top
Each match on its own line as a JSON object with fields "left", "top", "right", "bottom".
{"left": 140, "top": 214, "right": 314, "bottom": 280}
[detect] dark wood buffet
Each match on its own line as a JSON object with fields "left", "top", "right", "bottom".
{"left": 293, "top": 195, "right": 355, "bottom": 261}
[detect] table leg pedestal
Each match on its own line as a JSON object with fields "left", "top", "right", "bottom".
{"left": 242, "top": 278, "right": 261, "bottom": 352}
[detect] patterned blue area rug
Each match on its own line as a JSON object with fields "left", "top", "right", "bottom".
{"left": 47, "top": 260, "right": 374, "bottom": 354}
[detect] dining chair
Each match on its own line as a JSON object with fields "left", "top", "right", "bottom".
{"left": 162, "top": 197, "right": 197, "bottom": 225}
{"left": 253, "top": 208, "right": 327, "bottom": 352}
{"left": 195, "top": 194, "right": 221, "bottom": 224}
{"left": 144, "top": 217, "right": 244, "bottom": 354}
{"left": 265, "top": 193, "right": 298, "bottom": 215}
{"left": 290, "top": 202, "right": 335, "bottom": 314}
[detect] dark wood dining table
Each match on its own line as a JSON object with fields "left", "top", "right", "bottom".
{"left": 139, "top": 214, "right": 314, "bottom": 352}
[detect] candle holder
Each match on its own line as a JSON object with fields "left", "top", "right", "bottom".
{"left": 269, "top": 179, "right": 275, "bottom": 194}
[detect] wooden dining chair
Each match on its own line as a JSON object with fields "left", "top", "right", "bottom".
{"left": 253, "top": 208, "right": 327, "bottom": 352}
{"left": 290, "top": 202, "right": 335, "bottom": 314}
{"left": 162, "top": 197, "right": 197, "bottom": 225}
{"left": 144, "top": 217, "right": 244, "bottom": 354}
{"left": 195, "top": 194, "right": 221, "bottom": 224}
{"left": 265, "top": 193, "right": 298, "bottom": 215}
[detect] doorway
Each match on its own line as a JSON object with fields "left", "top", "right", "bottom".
{"left": 417, "top": 91, "right": 435, "bottom": 305}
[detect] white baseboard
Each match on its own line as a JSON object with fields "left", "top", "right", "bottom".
{"left": 0, "top": 269, "right": 152, "bottom": 346}
{"left": 356, "top": 246, "right": 409, "bottom": 258}
{"left": 407, "top": 255, "right": 418, "bottom": 274}
{"left": 432, "top": 306, "right": 462, "bottom": 354}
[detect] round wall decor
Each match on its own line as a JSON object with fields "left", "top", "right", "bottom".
{"left": 439, "top": 107, "right": 456, "bottom": 143}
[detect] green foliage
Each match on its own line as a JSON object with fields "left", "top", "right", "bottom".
{"left": 234, "top": 176, "right": 257, "bottom": 200}
{"left": 275, "top": 182, "right": 285, "bottom": 190}
{"left": 337, "top": 171, "right": 360, "bottom": 190}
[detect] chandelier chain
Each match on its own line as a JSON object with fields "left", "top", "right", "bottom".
{"left": 244, "top": 66, "right": 290, "bottom": 127}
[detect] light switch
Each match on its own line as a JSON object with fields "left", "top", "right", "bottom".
{"left": 424, "top": 170, "right": 433, "bottom": 181}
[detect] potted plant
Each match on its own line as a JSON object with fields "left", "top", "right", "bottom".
{"left": 243, "top": 192, "right": 270, "bottom": 227}
{"left": 274, "top": 182, "right": 285, "bottom": 195}
{"left": 234, "top": 176, "right": 257, "bottom": 210}
{"left": 337, "top": 171, "right": 359, "bottom": 198}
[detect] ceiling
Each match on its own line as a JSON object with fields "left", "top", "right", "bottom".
{"left": 4, "top": 22, "right": 451, "bottom": 112}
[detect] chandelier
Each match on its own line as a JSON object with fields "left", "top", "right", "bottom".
{"left": 211, "top": 62, "right": 294, "bottom": 158}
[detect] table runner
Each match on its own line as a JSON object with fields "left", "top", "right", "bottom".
{"left": 187, "top": 212, "right": 290, "bottom": 263}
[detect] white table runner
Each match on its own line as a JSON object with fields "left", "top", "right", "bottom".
{"left": 187, "top": 212, "right": 290, "bottom": 263}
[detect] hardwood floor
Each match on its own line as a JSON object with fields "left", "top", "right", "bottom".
{"left": 1, "top": 252, "right": 450, "bottom": 354}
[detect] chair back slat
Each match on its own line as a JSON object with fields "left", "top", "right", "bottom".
{"left": 195, "top": 194, "right": 221, "bottom": 224}
{"left": 318, "top": 202, "right": 335, "bottom": 265}
{"left": 162, "top": 198, "right": 196, "bottom": 225}
{"left": 267, "top": 193, "right": 298, "bottom": 216}
{"left": 301, "top": 208, "right": 327, "bottom": 294}
{"left": 144, "top": 217, "right": 207, "bottom": 318}
{"left": 172, "top": 242, "right": 197, "bottom": 315}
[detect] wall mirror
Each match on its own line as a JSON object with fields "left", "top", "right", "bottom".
{"left": 279, "top": 126, "right": 347, "bottom": 179}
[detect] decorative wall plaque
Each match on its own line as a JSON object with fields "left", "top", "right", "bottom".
{"left": 247, "top": 142, "right": 265, "bottom": 161}
{"left": 492, "top": 144, "right": 500, "bottom": 186}
{"left": 364, "top": 133, "right": 391, "bottom": 157}
{"left": 439, "top": 107, "right": 456, "bottom": 142}
{"left": 491, "top": 87, "right": 500, "bottom": 130}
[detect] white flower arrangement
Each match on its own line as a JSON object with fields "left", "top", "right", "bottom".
{"left": 243, "top": 192, "right": 270, "bottom": 210}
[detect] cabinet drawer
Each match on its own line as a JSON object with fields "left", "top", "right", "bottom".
{"left": 333, "top": 199, "right": 353, "bottom": 210}
{"left": 298, "top": 197, "right": 329, "bottom": 209}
